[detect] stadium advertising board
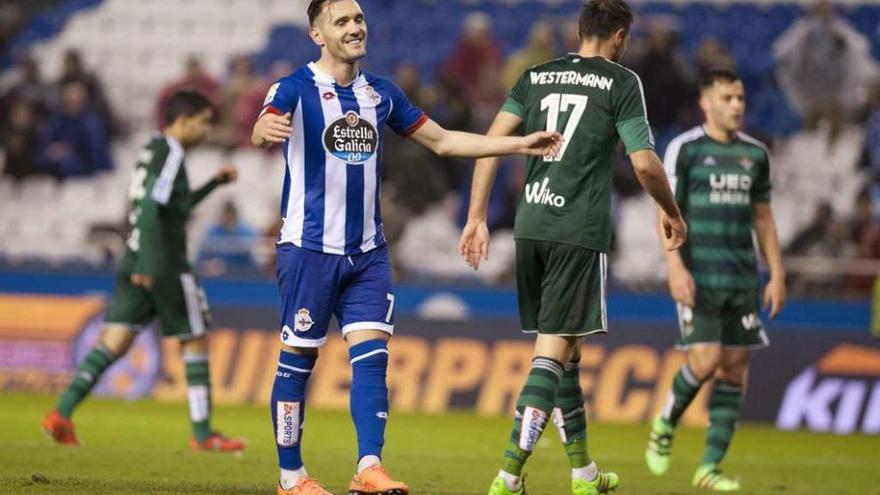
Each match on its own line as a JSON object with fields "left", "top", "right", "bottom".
{"left": 1, "top": 294, "right": 877, "bottom": 434}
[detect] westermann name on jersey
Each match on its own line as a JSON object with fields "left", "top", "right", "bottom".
{"left": 529, "top": 70, "right": 614, "bottom": 91}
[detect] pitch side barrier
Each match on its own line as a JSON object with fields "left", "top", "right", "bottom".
{"left": 0, "top": 270, "right": 876, "bottom": 435}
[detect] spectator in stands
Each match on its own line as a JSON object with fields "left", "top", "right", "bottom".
{"left": 214, "top": 55, "right": 263, "bottom": 147}
{"left": 502, "top": 21, "right": 555, "bottom": 90}
{"left": 629, "top": 18, "right": 696, "bottom": 130}
{"left": 0, "top": 3, "right": 23, "bottom": 61}
{"left": 773, "top": 0, "right": 879, "bottom": 126}
{"left": 383, "top": 63, "right": 456, "bottom": 225}
{"left": 394, "top": 62, "right": 421, "bottom": 101}
{"left": 695, "top": 37, "right": 736, "bottom": 76}
{"left": 850, "top": 187, "right": 874, "bottom": 245}
{"left": 155, "top": 56, "right": 219, "bottom": 130}
{"left": 442, "top": 12, "right": 502, "bottom": 104}
{"left": 233, "top": 60, "right": 293, "bottom": 149}
{"left": 197, "top": 200, "right": 258, "bottom": 275}
{"left": 785, "top": 202, "right": 836, "bottom": 256}
{"left": 1, "top": 99, "right": 43, "bottom": 181}
{"left": 0, "top": 55, "right": 52, "bottom": 121}
{"left": 58, "top": 49, "right": 122, "bottom": 138}
{"left": 863, "top": 79, "right": 880, "bottom": 176}
{"left": 39, "top": 80, "right": 113, "bottom": 179}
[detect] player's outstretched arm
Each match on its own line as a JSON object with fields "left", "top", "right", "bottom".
{"left": 251, "top": 112, "right": 292, "bottom": 148}
{"left": 191, "top": 165, "right": 238, "bottom": 207}
{"left": 459, "top": 111, "right": 523, "bottom": 271}
{"left": 753, "top": 202, "right": 786, "bottom": 318}
{"left": 408, "top": 118, "right": 561, "bottom": 159}
{"left": 631, "top": 149, "right": 687, "bottom": 251}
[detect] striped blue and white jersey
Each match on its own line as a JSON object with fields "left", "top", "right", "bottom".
{"left": 262, "top": 62, "right": 428, "bottom": 256}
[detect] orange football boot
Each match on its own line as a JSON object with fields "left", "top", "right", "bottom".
{"left": 348, "top": 464, "right": 409, "bottom": 495}
{"left": 277, "top": 478, "right": 333, "bottom": 495}
{"left": 41, "top": 409, "right": 80, "bottom": 446}
{"left": 189, "top": 431, "right": 246, "bottom": 452}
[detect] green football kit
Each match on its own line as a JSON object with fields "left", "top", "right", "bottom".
{"left": 105, "top": 135, "right": 224, "bottom": 340}
{"left": 502, "top": 54, "right": 654, "bottom": 335}
{"left": 664, "top": 125, "right": 772, "bottom": 349}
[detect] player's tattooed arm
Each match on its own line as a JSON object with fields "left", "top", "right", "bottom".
{"left": 251, "top": 112, "right": 293, "bottom": 147}
{"left": 408, "top": 118, "right": 561, "bottom": 159}
{"left": 753, "top": 202, "right": 786, "bottom": 318}
{"left": 459, "top": 111, "right": 524, "bottom": 271}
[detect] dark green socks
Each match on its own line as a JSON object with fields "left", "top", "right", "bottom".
{"left": 501, "top": 357, "right": 564, "bottom": 476}
{"left": 184, "top": 352, "right": 212, "bottom": 441}
{"left": 662, "top": 364, "right": 706, "bottom": 426}
{"left": 57, "top": 344, "right": 117, "bottom": 418}
{"left": 703, "top": 382, "right": 744, "bottom": 465}
{"left": 554, "top": 356, "right": 590, "bottom": 469}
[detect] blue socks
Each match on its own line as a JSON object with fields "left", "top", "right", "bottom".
{"left": 271, "top": 340, "right": 389, "bottom": 471}
{"left": 271, "top": 350, "right": 317, "bottom": 470}
{"left": 349, "top": 340, "right": 390, "bottom": 461}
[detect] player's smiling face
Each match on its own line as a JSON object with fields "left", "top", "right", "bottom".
{"left": 701, "top": 80, "right": 746, "bottom": 133}
{"left": 312, "top": 0, "right": 368, "bottom": 64}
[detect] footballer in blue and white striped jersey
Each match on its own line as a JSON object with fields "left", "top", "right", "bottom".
{"left": 255, "top": 1, "right": 563, "bottom": 491}
{"left": 261, "top": 62, "right": 427, "bottom": 256}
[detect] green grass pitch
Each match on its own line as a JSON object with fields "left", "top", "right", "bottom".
{"left": 1, "top": 394, "right": 877, "bottom": 495}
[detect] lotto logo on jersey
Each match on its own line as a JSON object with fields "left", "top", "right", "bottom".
{"left": 524, "top": 177, "right": 566, "bottom": 208}
{"left": 323, "top": 111, "right": 378, "bottom": 164}
{"left": 518, "top": 406, "right": 548, "bottom": 451}
{"left": 276, "top": 401, "right": 301, "bottom": 446}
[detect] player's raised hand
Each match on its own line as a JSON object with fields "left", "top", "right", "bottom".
{"left": 458, "top": 220, "right": 490, "bottom": 271}
{"left": 763, "top": 276, "right": 786, "bottom": 319}
{"left": 662, "top": 213, "right": 687, "bottom": 251}
{"left": 216, "top": 164, "right": 238, "bottom": 184}
{"left": 130, "top": 273, "right": 154, "bottom": 290}
{"left": 518, "top": 131, "right": 563, "bottom": 157}
{"left": 254, "top": 112, "right": 292, "bottom": 146}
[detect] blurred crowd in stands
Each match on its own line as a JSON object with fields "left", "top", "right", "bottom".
{"left": 2, "top": 0, "right": 880, "bottom": 296}
{"left": 0, "top": 49, "right": 117, "bottom": 180}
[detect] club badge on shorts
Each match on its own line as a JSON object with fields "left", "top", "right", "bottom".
{"left": 295, "top": 308, "right": 314, "bottom": 332}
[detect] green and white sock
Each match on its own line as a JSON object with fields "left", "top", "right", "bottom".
{"left": 703, "top": 381, "right": 743, "bottom": 465}
{"left": 553, "top": 356, "right": 592, "bottom": 478}
{"left": 661, "top": 364, "right": 705, "bottom": 427}
{"left": 500, "top": 357, "right": 564, "bottom": 486}
{"left": 57, "top": 344, "right": 117, "bottom": 418}
{"left": 184, "top": 351, "right": 212, "bottom": 441}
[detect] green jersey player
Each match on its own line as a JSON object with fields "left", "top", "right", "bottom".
{"left": 42, "top": 90, "right": 245, "bottom": 453}
{"left": 459, "top": 1, "right": 687, "bottom": 494}
{"left": 644, "top": 70, "right": 786, "bottom": 491}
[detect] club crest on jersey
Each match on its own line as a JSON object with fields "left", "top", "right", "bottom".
{"left": 323, "top": 110, "right": 378, "bottom": 164}
{"left": 295, "top": 309, "right": 314, "bottom": 332}
{"left": 365, "top": 86, "right": 381, "bottom": 103}
{"left": 740, "top": 156, "right": 755, "bottom": 170}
